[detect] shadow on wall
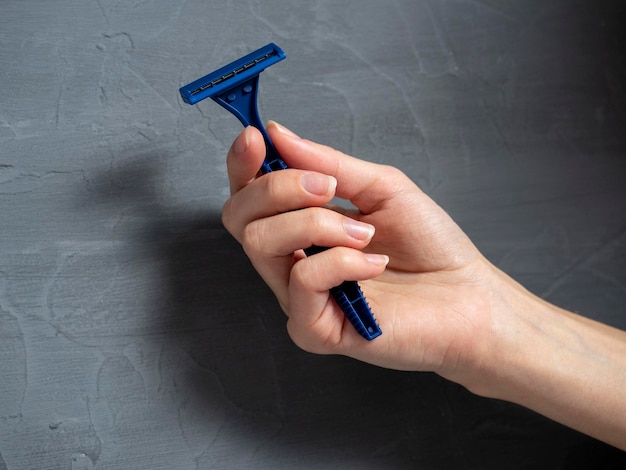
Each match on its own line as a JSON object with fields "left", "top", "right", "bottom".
{"left": 88, "top": 146, "right": 626, "bottom": 468}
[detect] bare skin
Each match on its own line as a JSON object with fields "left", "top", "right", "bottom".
{"left": 221, "top": 122, "right": 626, "bottom": 450}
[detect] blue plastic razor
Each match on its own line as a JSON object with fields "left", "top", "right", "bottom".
{"left": 179, "top": 43, "right": 382, "bottom": 341}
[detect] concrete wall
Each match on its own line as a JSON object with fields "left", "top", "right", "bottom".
{"left": 1, "top": 1, "right": 624, "bottom": 468}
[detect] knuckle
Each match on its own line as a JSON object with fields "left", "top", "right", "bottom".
{"left": 263, "top": 173, "right": 283, "bottom": 202}
{"left": 304, "top": 208, "right": 330, "bottom": 233}
{"left": 379, "top": 165, "right": 411, "bottom": 193}
{"left": 286, "top": 322, "right": 315, "bottom": 353}
{"left": 377, "top": 163, "right": 403, "bottom": 179}
{"left": 288, "top": 259, "right": 310, "bottom": 289}
{"left": 335, "top": 247, "right": 357, "bottom": 269}
{"left": 286, "top": 314, "right": 340, "bottom": 355}
{"left": 286, "top": 318, "right": 328, "bottom": 355}
{"left": 241, "top": 222, "right": 265, "bottom": 256}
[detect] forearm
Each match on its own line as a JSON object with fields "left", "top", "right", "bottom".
{"left": 470, "top": 267, "right": 626, "bottom": 449}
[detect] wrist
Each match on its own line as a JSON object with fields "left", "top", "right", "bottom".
{"left": 456, "top": 265, "right": 626, "bottom": 449}
{"left": 434, "top": 262, "right": 533, "bottom": 398}
{"left": 462, "top": 265, "right": 543, "bottom": 399}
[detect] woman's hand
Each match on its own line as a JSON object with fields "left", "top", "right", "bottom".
{"left": 221, "top": 122, "right": 626, "bottom": 449}
{"left": 222, "top": 122, "right": 496, "bottom": 380}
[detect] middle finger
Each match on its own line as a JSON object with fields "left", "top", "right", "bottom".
{"left": 222, "top": 169, "right": 337, "bottom": 243}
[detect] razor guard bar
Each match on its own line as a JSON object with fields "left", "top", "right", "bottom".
{"left": 179, "top": 43, "right": 382, "bottom": 341}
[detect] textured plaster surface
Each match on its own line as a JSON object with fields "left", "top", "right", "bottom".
{"left": 1, "top": 1, "right": 625, "bottom": 468}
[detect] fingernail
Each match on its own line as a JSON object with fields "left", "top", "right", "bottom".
{"left": 365, "top": 254, "right": 389, "bottom": 266}
{"left": 301, "top": 173, "right": 336, "bottom": 196}
{"left": 268, "top": 120, "right": 300, "bottom": 138}
{"left": 234, "top": 126, "right": 250, "bottom": 153}
{"left": 343, "top": 219, "right": 375, "bottom": 241}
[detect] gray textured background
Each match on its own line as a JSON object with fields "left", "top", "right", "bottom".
{"left": 1, "top": 0, "right": 625, "bottom": 468}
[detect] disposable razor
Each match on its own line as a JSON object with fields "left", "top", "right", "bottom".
{"left": 179, "top": 43, "right": 382, "bottom": 341}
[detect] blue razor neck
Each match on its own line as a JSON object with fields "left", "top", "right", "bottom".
{"left": 212, "top": 75, "right": 287, "bottom": 174}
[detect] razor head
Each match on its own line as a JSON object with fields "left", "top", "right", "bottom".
{"left": 179, "top": 43, "right": 286, "bottom": 105}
